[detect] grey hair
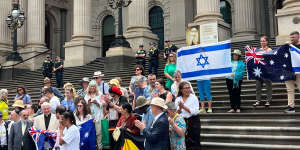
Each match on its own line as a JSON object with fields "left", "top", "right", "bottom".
{"left": 41, "top": 102, "right": 51, "bottom": 109}
{"left": 0, "top": 89, "right": 8, "bottom": 99}
{"left": 174, "top": 70, "right": 182, "bottom": 76}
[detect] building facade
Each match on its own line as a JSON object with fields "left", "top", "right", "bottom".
{"left": 0, "top": 0, "right": 299, "bottom": 69}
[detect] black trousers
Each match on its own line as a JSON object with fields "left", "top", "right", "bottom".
{"left": 43, "top": 71, "right": 52, "bottom": 79}
{"left": 226, "top": 79, "right": 242, "bottom": 110}
{"left": 136, "top": 59, "right": 145, "bottom": 69}
{"left": 55, "top": 71, "right": 64, "bottom": 88}
{"left": 148, "top": 59, "right": 158, "bottom": 75}
{"left": 185, "top": 115, "right": 201, "bottom": 150}
{"left": 0, "top": 145, "right": 8, "bottom": 150}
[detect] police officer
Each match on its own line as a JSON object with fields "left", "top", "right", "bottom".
{"left": 135, "top": 45, "right": 146, "bottom": 69}
{"left": 148, "top": 42, "right": 159, "bottom": 76}
{"left": 42, "top": 55, "right": 53, "bottom": 79}
{"left": 53, "top": 56, "right": 64, "bottom": 88}
{"left": 164, "top": 40, "right": 178, "bottom": 59}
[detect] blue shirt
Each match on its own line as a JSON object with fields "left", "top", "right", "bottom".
{"left": 15, "top": 94, "right": 31, "bottom": 104}
{"left": 98, "top": 81, "right": 109, "bottom": 95}
{"left": 142, "top": 107, "right": 154, "bottom": 129}
{"left": 61, "top": 99, "right": 76, "bottom": 112}
{"left": 134, "top": 87, "right": 150, "bottom": 99}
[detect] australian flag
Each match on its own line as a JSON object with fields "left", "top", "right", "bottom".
{"left": 246, "top": 45, "right": 295, "bottom": 82}
{"left": 28, "top": 127, "right": 57, "bottom": 150}
{"left": 79, "top": 119, "right": 97, "bottom": 150}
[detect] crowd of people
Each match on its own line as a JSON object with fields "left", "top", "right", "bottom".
{"left": 0, "top": 31, "right": 298, "bottom": 150}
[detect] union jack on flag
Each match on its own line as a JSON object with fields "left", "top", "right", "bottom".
{"left": 29, "top": 127, "right": 57, "bottom": 150}
{"left": 245, "top": 45, "right": 266, "bottom": 65}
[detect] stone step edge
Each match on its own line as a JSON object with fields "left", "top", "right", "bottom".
{"left": 201, "top": 142, "right": 300, "bottom": 149}
{"left": 201, "top": 119, "right": 300, "bottom": 123}
{"left": 201, "top": 126, "right": 300, "bottom": 131}
{"left": 201, "top": 133, "right": 300, "bottom": 140}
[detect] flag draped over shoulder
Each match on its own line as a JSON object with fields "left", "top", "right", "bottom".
{"left": 79, "top": 119, "right": 97, "bottom": 150}
{"left": 245, "top": 45, "right": 295, "bottom": 82}
{"left": 177, "top": 40, "right": 232, "bottom": 81}
{"left": 113, "top": 129, "right": 145, "bottom": 150}
{"left": 28, "top": 127, "right": 57, "bottom": 150}
{"left": 290, "top": 45, "right": 300, "bottom": 74}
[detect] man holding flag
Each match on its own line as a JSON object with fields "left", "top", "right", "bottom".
{"left": 284, "top": 31, "right": 300, "bottom": 113}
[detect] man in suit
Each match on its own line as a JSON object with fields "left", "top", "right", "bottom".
{"left": 8, "top": 110, "right": 36, "bottom": 150}
{"left": 135, "top": 97, "right": 169, "bottom": 150}
{"left": 34, "top": 102, "right": 59, "bottom": 131}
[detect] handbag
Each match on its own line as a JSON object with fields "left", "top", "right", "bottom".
{"left": 101, "top": 119, "right": 110, "bottom": 146}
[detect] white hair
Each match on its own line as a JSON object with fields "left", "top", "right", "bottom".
{"left": 0, "top": 89, "right": 8, "bottom": 99}
{"left": 41, "top": 102, "right": 51, "bottom": 109}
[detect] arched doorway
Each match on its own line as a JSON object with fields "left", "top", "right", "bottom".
{"left": 149, "top": 6, "right": 164, "bottom": 50}
{"left": 220, "top": 0, "right": 232, "bottom": 37}
{"left": 102, "top": 15, "right": 115, "bottom": 57}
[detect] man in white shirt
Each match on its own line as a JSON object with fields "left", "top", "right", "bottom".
{"left": 43, "top": 87, "right": 60, "bottom": 113}
{"left": 0, "top": 112, "right": 12, "bottom": 150}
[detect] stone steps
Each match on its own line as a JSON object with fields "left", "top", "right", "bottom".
{"left": 201, "top": 142, "right": 300, "bottom": 150}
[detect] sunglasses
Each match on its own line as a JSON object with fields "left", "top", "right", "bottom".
{"left": 77, "top": 105, "right": 83, "bottom": 107}
{"left": 18, "top": 89, "right": 23, "bottom": 91}
{"left": 136, "top": 69, "right": 141, "bottom": 71}
{"left": 169, "top": 55, "right": 174, "bottom": 57}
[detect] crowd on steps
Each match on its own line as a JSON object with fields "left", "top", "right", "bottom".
{"left": 0, "top": 31, "right": 299, "bottom": 150}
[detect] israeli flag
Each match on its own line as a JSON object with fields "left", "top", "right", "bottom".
{"left": 177, "top": 40, "right": 232, "bottom": 81}
{"left": 290, "top": 45, "right": 300, "bottom": 74}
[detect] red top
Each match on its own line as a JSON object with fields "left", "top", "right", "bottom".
{"left": 117, "top": 114, "right": 140, "bottom": 135}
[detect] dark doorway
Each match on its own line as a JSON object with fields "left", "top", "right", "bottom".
{"left": 149, "top": 6, "right": 164, "bottom": 50}
{"left": 102, "top": 15, "right": 115, "bottom": 57}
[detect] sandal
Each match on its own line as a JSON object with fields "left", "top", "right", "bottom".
{"left": 265, "top": 101, "right": 270, "bottom": 107}
{"left": 227, "top": 109, "right": 235, "bottom": 113}
{"left": 253, "top": 101, "right": 260, "bottom": 107}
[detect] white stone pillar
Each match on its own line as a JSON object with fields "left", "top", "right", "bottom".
{"left": 64, "top": 0, "right": 99, "bottom": 67}
{"left": 18, "top": 0, "right": 27, "bottom": 47}
{"left": 195, "top": 0, "right": 222, "bottom": 22}
{"left": 72, "top": 0, "right": 92, "bottom": 40}
{"left": 232, "top": 0, "right": 257, "bottom": 42}
{"left": 124, "top": 0, "right": 158, "bottom": 54}
{"left": 26, "top": 0, "right": 45, "bottom": 47}
{"left": 0, "top": 0, "right": 11, "bottom": 48}
{"left": 190, "top": 0, "right": 230, "bottom": 43}
{"left": 276, "top": 0, "right": 300, "bottom": 45}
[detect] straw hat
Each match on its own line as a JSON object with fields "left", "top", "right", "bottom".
{"left": 43, "top": 77, "right": 51, "bottom": 84}
{"left": 150, "top": 97, "right": 167, "bottom": 109}
{"left": 135, "top": 96, "right": 150, "bottom": 109}
{"left": 232, "top": 49, "right": 242, "bottom": 56}
{"left": 12, "top": 100, "right": 25, "bottom": 108}
{"left": 109, "top": 79, "right": 120, "bottom": 88}
{"left": 93, "top": 71, "right": 104, "bottom": 78}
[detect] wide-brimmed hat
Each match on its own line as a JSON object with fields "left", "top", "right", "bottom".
{"left": 89, "top": 80, "right": 97, "bottom": 86}
{"left": 150, "top": 97, "right": 167, "bottom": 109}
{"left": 109, "top": 79, "right": 120, "bottom": 88}
{"left": 166, "top": 102, "right": 177, "bottom": 110}
{"left": 232, "top": 49, "right": 242, "bottom": 56}
{"left": 93, "top": 71, "right": 104, "bottom": 78}
{"left": 12, "top": 100, "right": 25, "bottom": 108}
{"left": 44, "top": 77, "right": 51, "bottom": 84}
{"left": 135, "top": 96, "right": 150, "bottom": 109}
{"left": 82, "top": 77, "right": 89, "bottom": 83}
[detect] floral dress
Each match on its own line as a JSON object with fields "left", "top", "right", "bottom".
{"left": 169, "top": 114, "right": 186, "bottom": 150}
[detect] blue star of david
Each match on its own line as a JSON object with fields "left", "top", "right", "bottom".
{"left": 196, "top": 54, "right": 209, "bottom": 68}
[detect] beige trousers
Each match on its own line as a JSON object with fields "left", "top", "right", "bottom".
{"left": 95, "top": 120, "right": 103, "bottom": 150}
{"left": 285, "top": 74, "right": 300, "bottom": 108}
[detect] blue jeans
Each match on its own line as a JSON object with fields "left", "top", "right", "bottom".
{"left": 197, "top": 80, "right": 212, "bottom": 101}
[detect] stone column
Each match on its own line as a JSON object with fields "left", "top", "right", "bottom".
{"left": 64, "top": 0, "right": 99, "bottom": 67}
{"left": 123, "top": 0, "right": 158, "bottom": 55}
{"left": 276, "top": 0, "right": 300, "bottom": 45}
{"left": 18, "top": 0, "right": 27, "bottom": 47}
{"left": 232, "top": 0, "right": 257, "bottom": 42}
{"left": 194, "top": 0, "right": 222, "bottom": 22}
{"left": 0, "top": 0, "right": 12, "bottom": 52}
{"left": 190, "top": 0, "right": 230, "bottom": 43}
{"left": 26, "top": 0, "right": 45, "bottom": 47}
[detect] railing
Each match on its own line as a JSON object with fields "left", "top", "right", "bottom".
{"left": 0, "top": 49, "right": 51, "bottom": 80}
